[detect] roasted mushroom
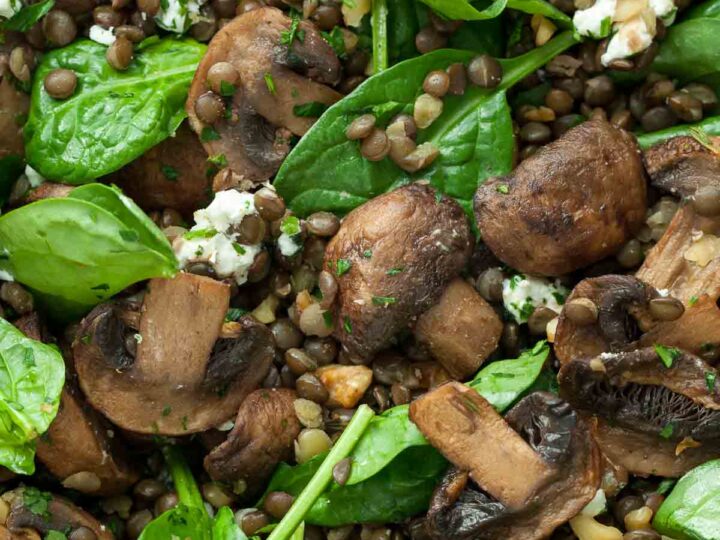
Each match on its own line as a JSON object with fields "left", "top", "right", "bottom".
{"left": 204, "top": 388, "right": 301, "bottom": 496}
{"left": 109, "top": 123, "right": 213, "bottom": 216}
{"left": 13, "top": 313, "right": 139, "bottom": 496}
{"left": 325, "top": 183, "right": 472, "bottom": 360}
{"left": 559, "top": 347, "right": 720, "bottom": 477}
{"left": 411, "top": 384, "right": 599, "bottom": 539}
{"left": 474, "top": 120, "right": 647, "bottom": 276}
{"left": 23, "top": 182, "right": 73, "bottom": 203}
{"left": 0, "top": 76, "right": 29, "bottom": 159}
{"left": 73, "top": 273, "right": 274, "bottom": 435}
{"left": 186, "top": 7, "right": 342, "bottom": 186}
{"left": 414, "top": 278, "right": 503, "bottom": 380}
{"left": 3, "top": 487, "right": 112, "bottom": 539}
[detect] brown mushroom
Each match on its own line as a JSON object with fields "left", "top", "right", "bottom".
{"left": 324, "top": 183, "right": 472, "bottom": 360}
{"left": 186, "top": 7, "right": 342, "bottom": 186}
{"left": 23, "top": 182, "right": 73, "bottom": 204}
{"left": 13, "top": 313, "right": 139, "bottom": 496}
{"left": 414, "top": 278, "right": 503, "bottom": 380}
{"left": 3, "top": 487, "right": 112, "bottom": 540}
{"left": 108, "top": 123, "right": 212, "bottom": 216}
{"left": 73, "top": 273, "right": 274, "bottom": 434}
{"left": 0, "top": 76, "right": 29, "bottom": 159}
{"left": 414, "top": 386, "right": 599, "bottom": 539}
{"left": 474, "top": 120, "right": 647, "bottom": 276}
{"left": 559, "top": 347, "right": 720, "bottom": 477}
{"left": 204, "top": 388, "right": 301, "bottom": 496}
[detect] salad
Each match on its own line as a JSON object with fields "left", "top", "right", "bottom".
{"left": 1, "top": 0, "right": 720, "bottom": 538}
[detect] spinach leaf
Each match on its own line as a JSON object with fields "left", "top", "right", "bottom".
{"left": 0, "top": 155, "right": 24, "bottom": 207}
{"left": 1, "top": 0, "right": 54, "bottom": 31}
{"left": 653, "top": 459, "right": 720, "bottom": 540}
{"left": 652, "top": 18, "right": 720, "bottom": 83}
{"left": 0, "top": 318, "right": 65, "bottom": 475}
{"left": 0, "top": 184, "right": 177, "bottom": 320}
{"left": 24, "top": 37, "right": 206, "bottom": 184}
{"left": 418, "top": 0, "right": 571, "bottom": 24}
{"left": 636, "top": 115, "right": 720, "bottom": 149}
{"left": 372, "top": 0, "right": 389, "bottom": 72}
{"left": 274, "top": 31, "right": 577, "bottom": 217}
{"left": 387, "top": 0, "right": 420, "bottom": 64}
{"left": 686, "top": 0, "right": 720, "bottom": 19}
{"left": 467, "top": 340, "right": 551, "bottom": 411}
{"left": 139, "top": 504, "right": 211, "bottom": 540}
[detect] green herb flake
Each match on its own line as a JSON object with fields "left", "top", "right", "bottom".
{"left": 321, "top": 27, "right": 346, "bottom": 59}
{"left": 232, "top": 242, "right": 247, "bottom": 255}
{"left": 363, "top": 249, "right": 372, "bottom": 258}
{"left": 200, "top": 126, "right": 221, "bottom": 142}
{"left": 655, "top": 344, "right": 681, "bottom": 368}
{"left": 219, "top": 80, "right": 235, "bottom": 97}
{"left": 659, "top": 423, "right": 674, "bottom": 439}
{"left": 45, "top": 531, "right": 67, "bottom": 540}
{"left": 207, "top": 154, "right": 228, "bottom": 168}
{"left": 23, "top": 487, "right": 52, "bottom": 518}
{"left": 690, "top": 127, "right": 720, "bottom": 155}
{"left": 689, "top": 295, "right": 699, "bottom": 307}
{"left": 294, "top": 101, "right": 329, "bottom": 118}
{"left": 225, "top": 307, "right": 248, "bottom": 322}
{"left": 280, "top": 215, "right": 301, "bottom": 236}
{"left": 343, "top": 316, "right": 352, "bottom": 334}
{"left": 119, "top": 230, "right": 139, "bottom": 242}
{"left": 386, "top": 267, "right": 403, "bottom": 276}
{"left": 161, "top": 405, "right": 172, "bottom": 417}
{"left": 264, "top": 72, "right": 277, "bottom": 95}
{"left": 496, "top": 184, "right": 510, "bottom": 194}
{"left": 161, "top": 164, "right": 179, "bottom": 181}
{"left": 181, "top": 416, "right": 189, "bottom": 431}
{"left": 372, "top": 296, "right": 396, "bottom": 306}
{"left": 706, "top": 371, "right": 717, "bottom": 392}
{"left": 183, "top": 228, "right": 217, "bottom": 240}
{"left": 1, "top": 0, "right": 55, "bottom": 33}
{"left": 323, "top": 310, "right": 334, "bottom": 328}
{"left": 281, "top": 13, "right": 305, "bottom": 46}
{"left": 656, "top": 478, "right": 676, "bottom": 495}
{"left": 336, "top": 258, "right": 352, "bottom": 277}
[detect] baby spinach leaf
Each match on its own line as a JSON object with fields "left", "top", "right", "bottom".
{"left": 0, "top": 184, "right": 177, "bottom": 320}
{"left": 274, "top": 31, "right": 577, "bottom": 217}
{"left": 0, "top": 318, "right": 65, "bottom": 475}
{"left": 686, "top": 0, "right": 720, "bottom": 21}
{"left": 653, "top": 459, "right": 720, "bottom": 540}
{"left": 419, "top": 0, "right": 571, "bottom": 24}
{"left": 139, "top": 504, "right": 211, "bottom": 540}
{"left": 1, "top": 0, "right": 54, "bottom": 31}
{"left": 387, "top": 0, "right": 421, "bottom": 64}
{"left": 636, "top": 115, "right": 720, "bottom": 149}
{"left": 372, "top": 0, "right": 389, "bottom": 72}
{"left": 467, "top": 340, "right": 550, "bottom": 412}
{"left": 653, "top": 18, "right": 720, "bottom": 83}
{"left": 24, "top": 37, "right": 206, "bottom": 184}
{"left": 0, "top": 155, "right": 24, "bottom": 207}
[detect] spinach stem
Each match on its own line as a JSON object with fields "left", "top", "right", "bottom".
{"left": 268, "top": 405, "right": 376, "bottom": 540}
{"left": 372, "top": 0, "right": 388, "bottom": 73}
{"left": 162, "top": 445, "right": 206, "bottom": 512}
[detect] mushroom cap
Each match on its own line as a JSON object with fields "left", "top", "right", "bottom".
{"left": 186, "top": 7, "right": 342, "bottom": 185}
{"left": 559, "top": 347, "right": 720, "bottom": 476}
{"left": 73, "top": 273, "right": 273, "bottom": 435}
{"left": 324, "top": 183, "right": 472, "bottom": 360}
{"left": 0, "top": 75, "right": 29, "bottom": 160}
{"left": 474, "top": 120, "right": 647, "bottom": 276}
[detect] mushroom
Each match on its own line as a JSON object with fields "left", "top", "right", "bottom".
{"left": 186, "top": 7, "right": 342, "bottom": 186}
{"left": 559, "top": 347, "right": 720, "bottom": 477}
{"left": 412, "top": 385, "right": 599, "bottom": 539}
{"left": 3, "top": 487, "right": 112, "bottom": 540}
{"left": 324, "top": 183, "right": 472, "bottom": 360}
{"left": 23, "top": 183, "right": 73, "bottom": 204}
{"left": 414, "top": 278, "right": 503, "bottom": 380}
{"left": 204, "top": 388, "right": 301, "bottom": 497}
{"left": 473, "top": 120, "right": 647, "bottom": 276}
{"left": 0, "top": 76, "right": 29, "bottom": 159}
{"left": 73, "top": 272, "right": 274, "bottom": 435}
{"left": 13, "top": 313, "right": 139, "bottom": 496}
{"left": 108, "top": 123, "right": 213, "bottom": 216}
{"left": 554, "top": 275, "right": 658, "bottom": 365}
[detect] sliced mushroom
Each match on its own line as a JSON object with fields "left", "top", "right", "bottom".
{"left": 73, "top": 273, "right": 274, "bottom": 434}
{"left": 12, "top": 313, "right": 139, "bottom": 495}
{"left": 23, "top": 182, "right": 74, "bottom": 203}
{"left": 414, "top": 278, "right": 503, "bottom": 380}
{"left": 109, "top": 123, "right": 213, "bottom": 216}
{"left": 325, "top": 183, "right": 472, "bottom": 360}
{"left": 417, "top": 388, "right": 599, "bottom": 539}
{"left": 186, "top": 7, "right": 342, "bottom": 186}
{"left": 474, "top": 120, "right": 647, "bottom": 276}
{"left": 0, "top": 76, "right": 29, "bottom": 159}
{"left": 559, "top": 347, "right": 720, "bottom": 476}
{"left": 204, "top": 388, "right": 301, "bottom": 496}
{"left": 3, "top": 488, "right": 112, "bottom": 539}
{"left": 554, "top": 275, "right": 658, "bottom": 365}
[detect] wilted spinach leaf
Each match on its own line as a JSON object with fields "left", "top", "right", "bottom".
{"left": 418, "top": 0, "right": 571, "bottom": 24}
{"left": 636, "top": 115, "right": 720, "bottom": 149}
{"left": 0, "top": 184, "right": 177, "bottom": 320}
{"left": 24, "top": 37, "right": 206, "bottom": 184}
{"left": 1, "top": 0, "right": 54, "bottom": 31}
{"left": 0, "top": 318, "right": 65, "bottom": 475}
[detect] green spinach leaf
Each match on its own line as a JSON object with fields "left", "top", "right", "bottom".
{"left": 372, "top": 0, "right": 389, "bottom": 72}
{"left": 1, "top": 0, "right": 54, "bottom": 31}
{"left": 418, "top": 0, "right": 571, "bottom": 24}
{"left": 0, "top": 184, "right": 177, "bottom": 320}
{"left": 0, "top": 155, "right": 24, "bottom": 207}
{"left": 653, "top": 18, "right": 720, "bottom": 83}
{"left": 686, "top": 0, "right": 720, "bottom": 19}
{"left": 0, "top": 318, "right": 65, "bottom": 475}
{"left": 274, "top": 31, "right": 577, "bottom": 217}
{"left": 24, "top": 37, "right": 206, "bottom": 184}
{"left": 467, "top": 340, "right": 551, "bottom": 411}
{"left": 636, "top": 115, "right": 720, "bottom": 149}
{"left": 387, "top": 0, "right": 420, "bottom": 64}
{"left": 653, "top": 459, "right": 720, "bottom": 540}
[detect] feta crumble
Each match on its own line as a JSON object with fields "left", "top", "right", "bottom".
{"left": 89, "top": 24, "right": 117, "bottom": 45}
{"left": 24, "top": 164, "right": 46, "bottom": 188}
{"left": 0, "top": 0, "right": 22, "bottom": 20}
{"left": 573, "top": 0, "right": 616, "bottom": 39}
{"left": 155, "top": 0, "right": 204, "bottom": 34}
{"left": 502, "top": 274, "right": 569, "bottom": 324}
{"left": 278, "top": 233, "right": 302, "bottom": 257}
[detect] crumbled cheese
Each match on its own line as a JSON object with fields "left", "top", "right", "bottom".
{"left": 155, "top": 0, "right": 203, "bottom": 33}
{"left": 89, "top": 24, "right": 116, "bottom": 45}
{"left": 0, "top": 269, "right": 14, "bottom": 282}
{"left": 601, "top": 15, "right": 654, "bottom": 66}
{"left": 195, "top": 190, "right": 256, "bottom": 233}
{"left": 502, "top": 274, "right": 569, "bottom": 324}
{"left": 581, "top": 489, "right": 608, "bottom": 517}
{"left": 24, "top": 164, "right": 45, "bottom": 188}
{"left": 649, "top": 0, "right": 676, "bottom": 18}
{"left": 574, "top": 0, "right": 616, "bottom": 39}
{"left": 278, "top": 232, "right": 302, "bottom": 257}
{"left": 0, "top": 0, "right": 22, "bottom": 20}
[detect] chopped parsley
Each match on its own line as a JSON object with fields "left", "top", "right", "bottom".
{"left": 372, "top": 296, "right": 396, "bottom": 306}
{"left": 343, "top": 316, "right": 352, "bottom": 334}
{"left": 363, "top": 249, "right": 373, "bottom": 258}
{"left": 181, "top": 416, "right": 189, "bottom": 431}
{"left": 386, "top": 267, "right": 404, "bottom": 276}
{"left": 264, "top": 72, "right": 277, "bottom": 95}
{"left": 200, "top": 126, "right": 220, "bottom": 142}
{"left": 707, "top": 371, "right": 717, "bottom": 392}
{"left": 323, "top": 310, "right": 334, "bottom": 328}
{"left": 232, "top": 242, "right": 247, "bottom": 255}
{"left": 161, "top": 405, "right": 172, "bottom": 417}
{"left": 23, "top": 487, "right": 51, "bottom": 519}
{"left": 659, "top": 423, "right": 674, "bottom": 439}
{"left": 689, "top": 295, "right": 699, "bottom": 307}
{"left": 280, "top": 13, "right": 305, "bottom": 45}
{"left": 280, "top": 215, "right": 301, "bottom": 236}
{"left": 225, "top": 307, "right": 248, "bottom": 322}
{"left": 161, "top": 164, "right": 179, "bottom": 181}
{"left": 207, "top": 153, "right": 228, "bottom": 168}
{"left": 219, "top": 80, "right": 235, "bottom": 97}
{"left": 45, "top": 532, "right": 67, "bottom": 540}
{"left": 336, "top": 258, "right": 352, "bottom": 277}
{"left": 119, "top": 230, "right": 139, "bottom": 242}
{"left": 183, "top": 228, "right": 217, "bottom": 240}
{"left": 655, "top": 344, "right": 681, "bottom": 368}
{"left": 321, "top": 27, "right": 346, "bottom": 59}
{"left": 294, "top": 101, "right": 329, "bottom": 118}
{"left": 496, "top": 184, "right": 510, "bottom": 194}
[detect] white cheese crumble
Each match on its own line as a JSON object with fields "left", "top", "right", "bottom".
{"left": 574, "top": 0, "right": 616, "bottom": 39}
{"left": 155, "top": 0, "right": 203, "bottom": 34}
{"left": 0, "top": 0, "right": 22, "bottom": 20}
{"left": 173, "top": 190, "right": 263, "bottom": 285}
{"left": 601, "top": 16, "right": 654, "bottom": 66}
{"left": 278, "top": 233, "right": 302, "bottom": 257}
{"left": 0, "top": 269, "right": 14, "bottom": 282}
{"left": 24, "top": 164, "right": 45, "bottom": 188}
{"left": 502, "top": 274, "right": 569, "bottom": 324}
{"left": 89, "top": 24, "right": 116, "bottom": 45}
{"left": 581, "top": 489, "right": 608, "bottom": 517}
